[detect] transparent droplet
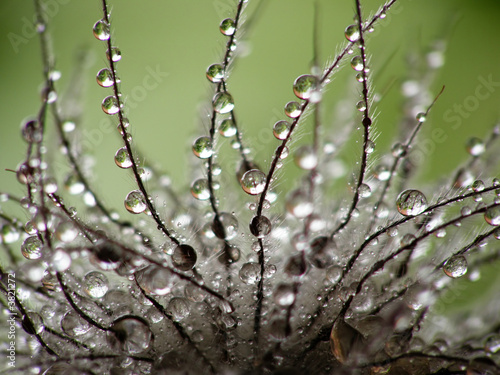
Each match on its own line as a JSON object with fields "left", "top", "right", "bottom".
{"left": 485, "top": 206, "right": 500, "bottom": 226}
{"left": 61, "top": 310, "right": 91, "bottom": 336}
{"left": 93, "top": 19, "right": 110, "bottom": 41}
{"left": 212, "top": 213, "right": 239, "bottom": 240}
{"left": 273, "top": 120, "right": 291, "bottom": 140}
{"left": 365, "top": 140, "right": 375, "bottom": 154}
{"left": 96, "top": 68, "right": 114, "bottom": 87}
{"left": 284, "top": 101, "right": 302, "bottom": 118}
{"left": 219, "top": 118, "right": 236, "bottom": 137}
{"left": 83, "top": 271, "right": 109, "bottom": 298}
{"left": 391, "top": 143, "right": 406, "bottom": 157}
{"left": 374, "top": 164, "right": 391, "bottom": 181}
{"left": 23, "top": 312, "right": 44, "bottom": 335}
{"left": 191, "top": 179, "right": 210, "bottom": 200}
{"left": 64, "top": 174, "right": 85, "bottom": 195}
{"left": 443, "top": 255, "right": 467, "bottom": 278}
{"left": 172, "top": 244, "right": 197, "bottom": 271}
{"left": 167, "top": 298, "right": 190, "bottom": 321}
{"left": 416, "top": 112, "right": 427, "bottom": 122}
{"left": 466, "top": 137, "right": 485, "bottom": 157}
{"left": 326, "top": 265, "right": 343, "bottom": 284}
{"left": 213, "top": 92, "right": 234, "bottom": 114}
{"left": 286, "top": 190, "right": 313, "bottom": 218}
{"left": 274, "top": 284, "right": 296, "bottom": 307}
{"left": 108, "top": 317, "right": 152, "bottom": 354}
{"left": 294, "top": 145, "right": 318, "bottom": 170}
{"left": 355, "top": 101, "right": 366, "bottom": 112}
{"left": 219, "top": 18, "right": 236, "bottom": 36}
{"left": 396, "top": 189, "right": 428, "bottom": 216}
{"left": 206, "top": 63, "right": 225, "bottom": 83}
{"left": 192, "top": 136, "right": 213, "bottom": 159}
{"left": 249, "top": 215, "right": 272, "bottom": 238}
{"left": 239, "top": 262, "right": 261, "bottom": 285}
{"left": 106, "top": 47, "right": 121, "bottom": 62}
{"left": 21, "top": 236, "right": 43, "bottom": 260}
{"left": 124, "top": 190, "right": 147, "bottom": 214}
{"left": 472, "top": 180, "right": 485, "bottom": 192}
{"left": 114, "top": 147, "right": 132, "bottom": 168}
{"left": 102, "top": 95, "right": 120, "bottom": 115}
{"left": 358, "top": 183, "right": 372, "bottom": 198}
{"left": 137, "top": 266, "right": 175, "bottom": 295}
{"left": 240, "top": 169, "right": 266, "bottom": 195}
{"left": 0, "top": 224, "right": 19, "bottom": 244}
{"left": 351, "top": 56, "right": 364, "bottom": 71}
{"left": 293, "top": 74, "right": 319, "bottom": 100}
{"left": 345, "top": 24, "right": 360, "bottom": 42}
{"left": 43, "top": 177, "right": 58, "bottom": 194}
{"left": 485, "top": 334, "right": 500, "bottom": 353}
{"left": 51, "top": 249, "right": 71, "bottom": 272}
{"left": 21, "top": 119, "right": 42, "bottom": 143}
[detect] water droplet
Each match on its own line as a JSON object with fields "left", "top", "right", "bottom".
{"left": 124, "top": 190, "right": 147, "bottom": 214}
{"left": 102, "top": 95, "right": 120, "bottom": 115}
{"left": 355, "top": 101, "right": 366, "bottom": 112}
{"left": 51, "top": 249, "right": 71, "bottom": 272}
{"left": 472, "top": 180, "right": 485, "bottom": 192}
{"left": 239, "top": 262, "right": 261, "bottom": 285}
{"left": 344, "top": 24, "right": 360, "bottom": 42}
{"left": 83, "top": 271, "right": 109, "bottom": 298}
{"left": 96, "top": 68, "right": 114, "bottom": 87}
{"left": 374, "top": 164, "right": 391, "bottom": 181}
{"left": 61, "top": 310, "right": 91, "bottom": 336}
{"left": 55, "top": 221, "right": 78, "bottom": 243}
{"left": 286, "top": 190, "right": 313, "bottom": 218}
{"left": 192, "top": 136, "right": 213, "bottom": 159}
{"left": 106, "top": 47, "right": 121, "bottom": 62}
{"left": 93, "top": 19, "right": 110, "bottom": 41}
{"left": 273, "top": 120, "right": 291, "bottom": 140}
{"left": 351, "top": 56, "right": 364, "bottom": 71}
{"left": 137, "top": 266, "right": 175, "bottom": 295}
{"left": 172, "top": 244, "right": 197, "bottom": 271}
{"left": 293, "top": 74, "right": 319, "bottom": 100}
{"left": 0, "top": 224, "right": 19, "bottom": 244}
{"left": 416, "top": 112, "right": 426, "bottom": 122}
{"left": 466, "top": 137, "right": 485, "bottom": 156}
{"left": 485, "top": 334, "right": 500, "bottom": 353}
{"left": 391, "top": 143, "right": 406, "bottom": 157}
{"left": 167, "top": 298, "right": 190, "bottom": 321}
{"left": 21, "top": 119, "right": 42, "bottom": 143}
{"left": 443, "top": 255, "right": 467, "bottom": 278}
{"left": 285, "top": 254, "right": 307, "bottom": 277}
{"left": 64, "top": 174, "right": 85, "bottom": 195}
{"left": 294, "top": 145, "right": 318, "bottom": 170}
{"left": 326, "top": 265, "right": 343, "bottom": 284}
{"left": 365, "top": 140, "right": 375, "bottom": 154}
{"left": 284, "top": 101, "right": 302, "bottom": 118}
{"left": 358, "top": 183, "right": 372, "bottom": 198}
{"left": 218, "top": 118, "right": 236, "bottom": 137}
{"left": 114, "top": 146, "right": 132, "bottom": 169}
{"left": 191, "top": 179, "right": 210, "bottom": 200}
{"left": 396, "top": 189, "right": 428, "bottom": 216}
{"left": 485, "top": 206, "right": 500, "bottom": 226}
{"left": 107, "top": 316, "right": 152, "bottom": 354}
{"left": 219, "top": 18, "right": 236, "bottom": 36}
{"left": 21, "top": 236, "right": 43, "bottom": 260}
{"left": 206, "top": 63, "right": 225, "bottom": 83}
{"left": 212, "top": 213, "right": 239, "bottom": 240}
{"left": 213, "top": 92, "right": 234, "bottom": 114}
{"left": 240, "top": 169, "right": 266, "bottom": 195}
{"left": 249, "top": 215, "right": 272, "bottom": 238}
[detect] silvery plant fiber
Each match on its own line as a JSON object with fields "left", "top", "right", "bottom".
{"left": 1, "top": 0, "right": 500, "bottom": 374}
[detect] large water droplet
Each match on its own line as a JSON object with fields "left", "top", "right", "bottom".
{"left": 21, "top": 236, "right": 43, "bottom": 260}
{"left": 284, "top": 101, "right": 302, "bottom": 118}
{"left": 443, "top": 255, "right": 467, "bottom": 278}
{"left": 61, "top": 310, "right": 91, "bottom": 336}
{"left": 274, "top": 284, "right": 296, "bottom": 307}
{"left": 466, "top": 137, "right": 485, "bottom": 156}
{"left": 294, "top": 145, "right": 318, "bottom": 170}
{"left": 273, "top": 120, "right": 291, "bottom": 140}
{"left": 350, "top": 56, "right": 364, "bottom": 71}
{"left": 93, "top": 19, "right": 110, "bottom": 41}
{"left": 485, "top": 206, "right": 500, "bottom": 226}
{"left": 114, "top": 147, "right": 132, "bottom": 168}
{"left": 83, "top": 271, "right": 109, "bottom": 298}
{"left": 108, "top": 316, "right": 153, "bottom": 354}
{"left": 192, "top": 136, "right": 213, "bottom": 159}
{"left": 213, "top": 92, "right": 234, "bottom": 114}
{"left": 171, "top": 244, "right": 197, "bottom": 271}
{"left": 137, "top": 266, "right": 175, "bottom": 295}
{"left": 239, "top": 262, "right": 261, "bottom": 285}
{"left": 219, "top": 118, "right": 236, "bottom": 137}
{"left": 396, "top": 189, "right": 428, "bottom": 216}
{"left": 249, "top": 215, "right": 272, "bottom": 238}
{"left": 167, "top": 298, "right": 190, "bottom": 321}
{"left": 286, "top": 190, "right": 313, "bottom": 218}
{"left": 206, "top": 63, "right": 225, "bottom": 83}
{"left": 240, "top": 169, "right": 266, "bottom": 195}
{"left": 102, "top": 95, "right": 120, "bottom": 115}
{"left": 21, "top": 119, "right": 42, "bottom": 143}
{"left": 0, "top": 224, "right": 19, "bottom": 244}
{"left": 124, "top": 190, "right": 147, "bottom": 214}
{"left": 96, "top": 68, "right": 114, "bottom": 87}
{"left": 191, "top": 179, "right": 210, "bottom": 200}
{"left": 212, "top": 213, "right": 239, "bottom": 240}
{"left": 219, "top": 18, "right": 236, "bottom": 36}
{"left": 293, "top": 74, "right": 319, "bottom": 100}
{"left": 106, "top": 47, "right": 121, "bottom": 62}
{"left": 344, "top": 24, "right": 360, "bottom": 42}
{"left": 55, "top": 221, "right": 78, "bottom": 243}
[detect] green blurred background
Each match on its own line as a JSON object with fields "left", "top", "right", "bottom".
{"left": 0, "top": 0, "right": 499, "bottom": 313}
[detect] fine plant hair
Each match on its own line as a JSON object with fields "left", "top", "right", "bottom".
{"left": 2, "top": 0, "right": 500, "bottom": 374}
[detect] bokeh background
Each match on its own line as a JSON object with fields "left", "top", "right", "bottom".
{"left": 0, "top": 0, "right": 499, "bottom": 310}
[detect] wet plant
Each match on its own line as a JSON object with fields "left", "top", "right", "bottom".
{"left": 1, "top": 0, "right": 500, "bottom": 374}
